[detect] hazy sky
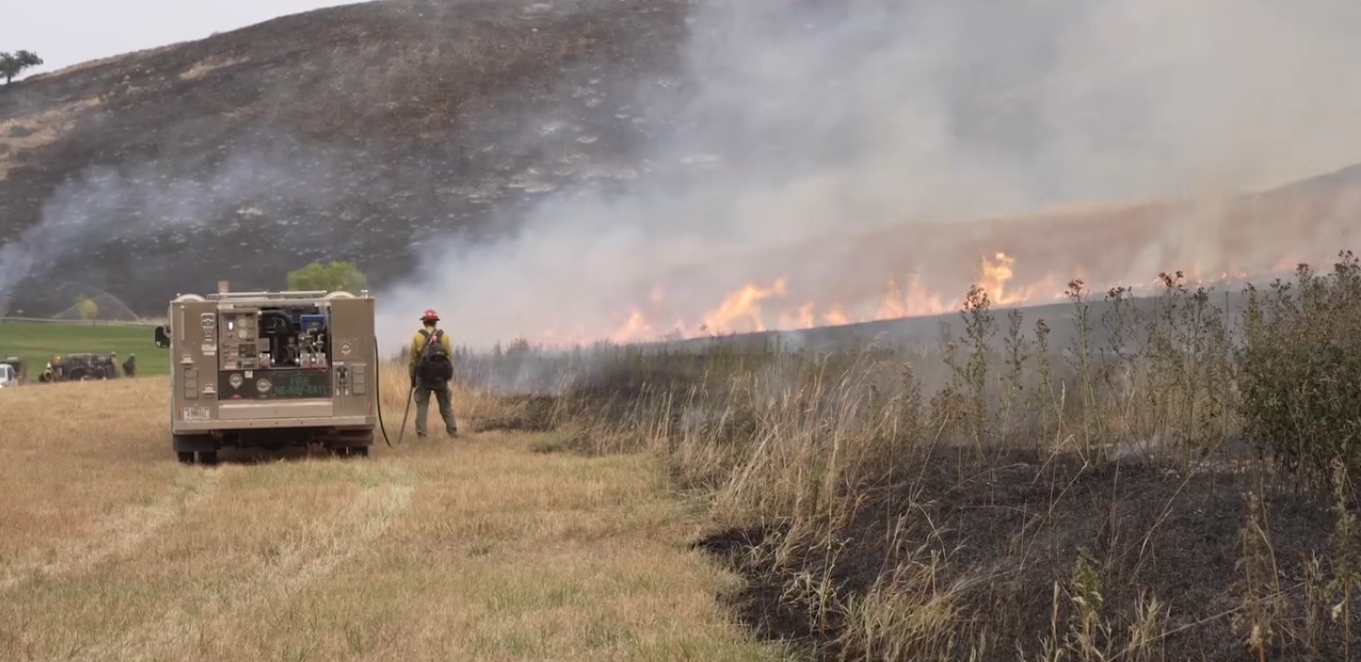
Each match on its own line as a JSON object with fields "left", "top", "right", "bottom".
{"left": 1, "top": 0, "right": 356, "bottom": 75}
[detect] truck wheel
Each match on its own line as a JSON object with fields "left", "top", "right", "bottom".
{"left": 176, "top": 451, "right": 195, "bottom": 465}
{"left": 197, "top": 450, "right": 219, "bottom": 466}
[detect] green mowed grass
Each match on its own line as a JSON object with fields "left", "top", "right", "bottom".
{"left": 0, "top": 322, "right": 167, "bottom": 377}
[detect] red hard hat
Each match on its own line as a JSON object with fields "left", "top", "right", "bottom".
{"left": 420, "top": 309, "right": 440, "bottom": 321}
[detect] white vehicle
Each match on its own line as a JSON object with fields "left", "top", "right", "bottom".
{"left": 0, "top": 363, "right": 17, "bottom": 388}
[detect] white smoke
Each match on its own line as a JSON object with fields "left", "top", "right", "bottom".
{"left": 0, "top": 136, "right": 344, "bottom": 308}
{"left": 373, "top": 0, "right": 1361, "bottom": 350}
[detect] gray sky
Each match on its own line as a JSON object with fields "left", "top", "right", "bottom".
{"left": 1, "top": 0, "right": 357, "bottom": 76}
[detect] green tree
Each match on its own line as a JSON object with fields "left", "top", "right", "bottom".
{"left": 0, "top": 51, "right": 43, "bottom": 85}
{"left": 286, "top": 261, "right": 369, "bottom": 293}
{"left": 76, "top": 295, "right": 98, "bottom": 324}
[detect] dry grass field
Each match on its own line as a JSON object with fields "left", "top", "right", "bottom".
{"left": 0, "top": 364, "right": 793, "bottom": 662}
{"left": 448, "top": 257, "right": 1361, "bottom": 661}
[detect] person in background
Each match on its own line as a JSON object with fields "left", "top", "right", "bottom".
{"left": 407, "top": 309, "right": 458, "bottom": 438}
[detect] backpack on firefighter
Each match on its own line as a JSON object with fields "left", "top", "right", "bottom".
{"left": 413, "top": 328, "right": 454, "bottom": 386}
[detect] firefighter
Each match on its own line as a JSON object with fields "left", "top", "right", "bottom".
{"left": 408, "top": 308, "right": 458, "bottom": 438}
{"left": 122, "top": 353, "right": 137, "bottom": 377}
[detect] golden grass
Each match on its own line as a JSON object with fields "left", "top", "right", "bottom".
{"left": 23, "top": 43, "right": 180, "bottom": 82}
{"left": 0, "top": 364, "right": 792, "bottom": 661}
{"left": 0, "top": 97, "right": 101, "bottom": 182}
{"left": 179, "top": 56, "right": 250, "bottom": 80}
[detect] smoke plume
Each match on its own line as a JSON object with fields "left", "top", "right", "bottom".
{"left": 0, "top": 135, "right": 344, "bottom": 309}
{"left": 396, "top": 0, "right": 1361, "bottom": 349}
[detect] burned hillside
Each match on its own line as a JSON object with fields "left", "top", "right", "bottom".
{"left": 3, "top": 0, "right": 1360, "bottom": 346}
{"left": 0, "top": 0, "right": 693, "bottom": 315}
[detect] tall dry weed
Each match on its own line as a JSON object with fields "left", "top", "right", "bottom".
{"left": 447, "top": 253, "right": 1361, "bottom": 660}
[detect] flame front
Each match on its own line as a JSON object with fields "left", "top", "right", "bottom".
{"left": 581, "top": 251, "right": 1069, "bottom": 345}
{"left": 697, "top": 278, "right": 787, "bottom": 334}
{"left": 503, "top": 195, "right": 1340, "bottom": 349}
{"left": 535, "top": 246, "right": 1296, "bottom": 348}
{"left": 486, "top": 174, "right": 1359, "bottom": 349}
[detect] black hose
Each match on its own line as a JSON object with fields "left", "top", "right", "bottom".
{"left": 372, "top": 337, "right": 416, "bottom": 448}
{"left": 374, "top": 337, "right": 396, "bottom": 448}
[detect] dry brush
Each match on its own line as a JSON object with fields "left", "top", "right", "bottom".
{"left": 435, "top": 251, "right": 1361, "bottom": 661}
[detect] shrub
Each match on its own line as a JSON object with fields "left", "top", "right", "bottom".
{"left": 285, "top": 260, "right": 368, "bottom": 293}
{"left": 1238, "top": 251, "right": 1361, "bottom": 493}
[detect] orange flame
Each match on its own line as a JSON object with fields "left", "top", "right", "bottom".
{"left": 610, "top": 309, "right": 652, "bottom": 344}
{"left": 519, "top": 245, "right": 1299, "bottom": 349}
{"left": 777, "top": 302, "right": 816, "bottom": 329}
{"left": 600, "top": 251, "right": 1052, "bottom": 343}
{"left": 697, "top": 277, "right": 787, "bottom": 335}
{"left": 823, "top": 304, "right": 849, "bottom": 327}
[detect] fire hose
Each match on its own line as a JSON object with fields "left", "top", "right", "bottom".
{"left": 373, "top": 337, "right": 414, "bottom": 448}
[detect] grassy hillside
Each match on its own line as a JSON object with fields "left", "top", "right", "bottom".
{"left": 634, "top": 168, "right": 1361, "bottom": 322}
{"left": 2, "top": 0, "right": 1357, "bottom": 334}
{"left": 0, "top": 0, "right": 692, "bottom": 316}
{"left": 0, "top": 321, "right": 165, "bottom": 376}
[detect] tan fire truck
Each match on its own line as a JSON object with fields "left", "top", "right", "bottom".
{"left": 152, "top": 285, "right": 377, "bottom": 465}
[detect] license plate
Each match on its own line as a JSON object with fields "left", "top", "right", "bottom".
{"left": 182, "top": 406, "right": 211, "bottom": 422}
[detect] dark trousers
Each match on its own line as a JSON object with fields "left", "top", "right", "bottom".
{"left": 413, "top": 383, "right": 457, "bottom": 435}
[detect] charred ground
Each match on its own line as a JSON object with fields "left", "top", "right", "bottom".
{"left": 697, "top": 448, "right": 1358, "bottom": 661}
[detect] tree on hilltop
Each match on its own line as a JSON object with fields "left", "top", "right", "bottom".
{"left": 0, "top": 51, "right": 43, "bottom": 85}
{"left": 286, "top": 261, "right": 369, "bottom": 293}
